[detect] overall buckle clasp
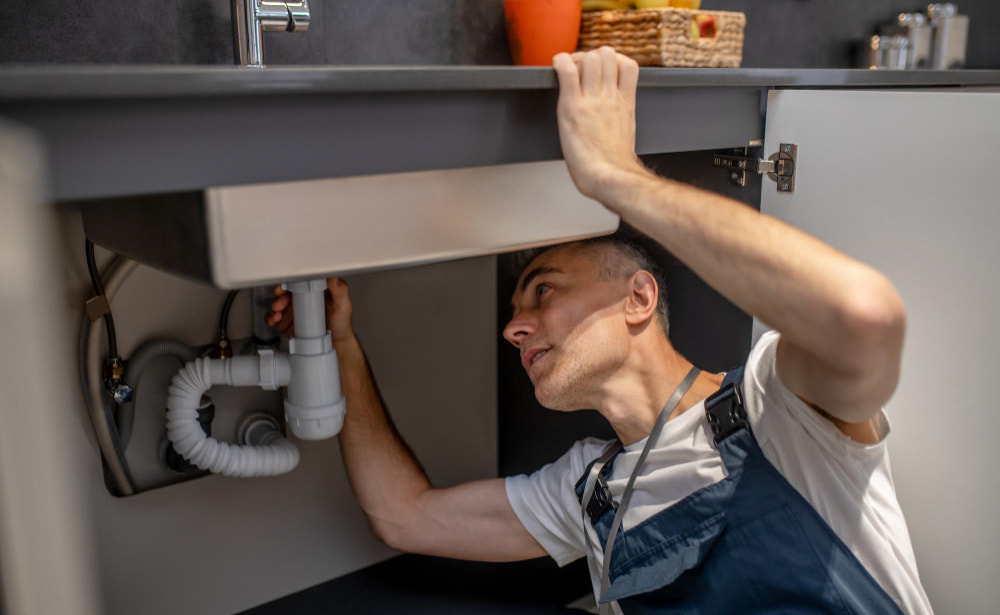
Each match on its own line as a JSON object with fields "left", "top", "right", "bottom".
{"left": 705, "top": 382, "right": 749, "bottom": 445}
{"left": 587, "top": 473, "right": 619, "bottom": 524}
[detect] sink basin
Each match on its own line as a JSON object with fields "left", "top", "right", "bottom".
{"left": 80, "top": 160, "right": 619, "bottom": 288}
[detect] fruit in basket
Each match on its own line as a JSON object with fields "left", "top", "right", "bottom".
{"left": 634, "top": 0, "right": 671, "bottom": 8}
{"left": 670, "top": 0, "right": 701, "bottom": 8}
{"left": 582, "top": 0, "right": 630, "bottom": 10}
{"left": 694, "top": 14, "right": 717, "bottom": 38}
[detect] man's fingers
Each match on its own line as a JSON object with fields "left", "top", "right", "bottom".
{"left": 326, "top": 276, "right": 350, "bottom": 295}
{"left": 266, "top": 288, "right": 294, "bottom": 331}
{"left": 580, "top": 50, "right": 603, "bottom": 95}
{"left": 553, "top": 52, "right": 582, "bottom": 100}
{"left": 600, "top": 47, "right": 618, "bottom": 92}
{"left": 617, "top": 53, "right": 639, "bottom": 99}
{"left": 266, "top": 308, "right": 290, "bottom": 327}
{"left": 327, "top": 277, "right": 352, "bottom": 306}
{"left": 325, "top": 276, "right": 354, "bottom": 319}
{"left": 270, "top": 293, "right": 291, "bottom": 314}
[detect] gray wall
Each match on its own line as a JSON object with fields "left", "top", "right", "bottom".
{"left": 0, "top": 1, "right": 510, "bottom": 66}
{"left": 714, "top": 0, "right": 1000, "bottom": 69}
{"left": 1, "top": 0, "right": 998, "bottom": 67}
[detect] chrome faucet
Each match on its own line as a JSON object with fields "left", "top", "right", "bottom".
{"left": 231, "top": 0, "right": 310, "bottom": 67}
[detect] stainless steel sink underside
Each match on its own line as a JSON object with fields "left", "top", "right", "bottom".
{"left": 81, "top": 160, "right": 619, "bottom": 288}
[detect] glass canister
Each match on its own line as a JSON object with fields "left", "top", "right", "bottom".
{"left": 863, "top": 35, "right": 909, "bottom": 70}
{"left": 928, "top": 3, "right": 969, "bottom": 69}
{"left": 892, "top": 13, "right": 932, "bottom": 68}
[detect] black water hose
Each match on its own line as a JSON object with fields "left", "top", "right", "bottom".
{"left": 85, "top": 239, "right": 118, "bottom": 359}
{"left": 219, "top": 289, "right": 239, "bottom": 339}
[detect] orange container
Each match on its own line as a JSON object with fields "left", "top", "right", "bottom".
{"left": 505, "top": 0, "right": 582, "bottom": 66}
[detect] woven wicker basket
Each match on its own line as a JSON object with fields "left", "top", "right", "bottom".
{"left": 578, "top": 8, "right": 746, "bottom": 67}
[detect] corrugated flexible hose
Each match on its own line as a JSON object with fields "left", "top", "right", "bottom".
{"left": 165, "top": 355, "right": 300, "bottom": 477}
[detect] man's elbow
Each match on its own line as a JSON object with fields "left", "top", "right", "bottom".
{"left": 367, "top": 516, "right": 411, "bottom": 552}
{"left": 836, "top": 272, "right": 907, "bottom": 383}
{"left": 361, "top": 486, "right": 436, "bottom": 552}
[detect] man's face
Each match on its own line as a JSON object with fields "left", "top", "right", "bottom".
{"left": 503, "top": 244, "right": 632, "bottom": 411}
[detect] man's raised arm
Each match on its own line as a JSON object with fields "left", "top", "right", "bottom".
{"left": 552, "top": 48, "right": 905, "bottom": 429}
{"left": 268, "top": 279, "right": 546, "bottom": 561}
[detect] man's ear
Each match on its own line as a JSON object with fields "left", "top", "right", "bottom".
{"left": 624, "top": 270, "right": 658, "bottom": 327}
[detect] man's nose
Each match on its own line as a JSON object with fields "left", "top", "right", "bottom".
{"left": 503, "top": 312, "right": 535, "bottom": 348}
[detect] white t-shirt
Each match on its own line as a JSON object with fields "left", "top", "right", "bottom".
{"left": 505, "top": 330, "right": 933, "bottom": 614}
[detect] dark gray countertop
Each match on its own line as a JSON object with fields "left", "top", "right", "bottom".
{"left": 2, "top": 67, "right": 997, "bottom": 201}
{"left": 1, "top": 66, "right": 999, "bottom": 100}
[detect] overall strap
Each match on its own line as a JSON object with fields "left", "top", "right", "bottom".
{"left": 720, "top": 365, "right": 745, "bottom": 389}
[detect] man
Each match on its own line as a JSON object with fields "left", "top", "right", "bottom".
{"left": 268, "top": 48, "right": 931, "bottom": 613}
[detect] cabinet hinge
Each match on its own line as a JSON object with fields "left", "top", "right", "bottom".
{"left": 713, "top": 143, "right": 797, "bottom": 193}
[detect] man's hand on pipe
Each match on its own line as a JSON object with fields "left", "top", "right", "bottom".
{"left": 266, "top": 277, "right": 356, "bottom": 344}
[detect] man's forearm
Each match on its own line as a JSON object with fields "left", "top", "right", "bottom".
{"left": 550, "top": 47, "right": 901, "bottom": 378}
{"left": 332, "top": 335, "right": 431, "bottom": 538}
{"left": 551, "top": 48, "right": 903, "bottom": 421}
{"left": 599, "top": 168, "right": 905, "bottom": 384}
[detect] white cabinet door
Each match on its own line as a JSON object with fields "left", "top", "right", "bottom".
{"left": 759, "top": 89, "right": 1000, "bottom": 615}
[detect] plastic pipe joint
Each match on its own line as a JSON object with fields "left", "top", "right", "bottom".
{"left": 282, "top": 279, "right": 346, "bottom": 440}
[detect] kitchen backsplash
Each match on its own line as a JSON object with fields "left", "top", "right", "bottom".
{"left": 0, "top": 1, "right": 996, "bottom": 68}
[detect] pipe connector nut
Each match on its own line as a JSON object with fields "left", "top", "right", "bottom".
{"left": 282, "top": 279, "right": 327, "bottom": 294}
{"left": 257, "top": 348, "right": 289, "bottom": 390}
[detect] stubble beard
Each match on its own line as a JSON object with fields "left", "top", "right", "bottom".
{"left": 532, "top": 347, "right": 621, "bottom": 411}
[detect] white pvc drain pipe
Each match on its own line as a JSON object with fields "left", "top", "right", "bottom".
{"left": 165, "top": 278, "right": 346, "bottom": 477}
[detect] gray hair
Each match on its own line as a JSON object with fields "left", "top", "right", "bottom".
{"left": 514, "top": 229, "right": 671, "bottom": 334}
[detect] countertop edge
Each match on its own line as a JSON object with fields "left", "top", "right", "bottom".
{"left": 1, "top": 66, "right": 999, "bottom": 100}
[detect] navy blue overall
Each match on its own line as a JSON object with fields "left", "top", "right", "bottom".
{"left": 575, "top": 368, "right": 904, "bottom": 614}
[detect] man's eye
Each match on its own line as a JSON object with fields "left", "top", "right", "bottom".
{"left": 535, "top": 284, "right": 550, "bottom": 299}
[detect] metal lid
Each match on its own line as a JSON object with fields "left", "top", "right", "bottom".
{"left": 898, "top": 12, "right": 927, "bottom": 26}
{"left": 928, "top": 3, "right": 957, "bottom": 19}
{"left": 873, "top": 34, "right": 910, "bottom": 50}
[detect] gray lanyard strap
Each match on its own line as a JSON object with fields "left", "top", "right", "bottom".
{"left": 579, "top": 438, "right": 625, "bottom": 615}
{"left": 597, "top": 366, "right": 701, "bottom": 614}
